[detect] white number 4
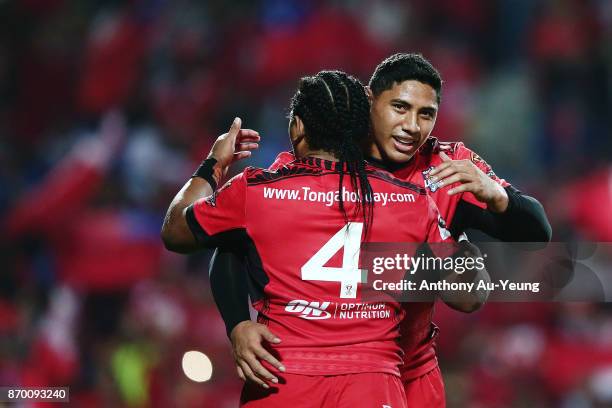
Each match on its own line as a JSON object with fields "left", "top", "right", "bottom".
{"left": 301, "top": 223, "right": 365, "bottom": 299}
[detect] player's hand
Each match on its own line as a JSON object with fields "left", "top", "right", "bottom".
{"left": 439, "top": 239, "right": 490, "bottom": 313}
{"left": 208, "top": 117, "right": 260, "bottom": 174}
{"left": 428, "top": 152, "right": 508, "bottom": 213}
{"left": 230, "top": 321, "right": 285, "bottom": 388}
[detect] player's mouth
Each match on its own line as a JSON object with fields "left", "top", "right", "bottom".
{"left": 392, "top": 136, "right": 417, "bottom": 154}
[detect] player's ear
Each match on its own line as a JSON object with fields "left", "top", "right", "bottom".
{"left": 293, "top": 114, "right": 305, "bottom": 138}
{"left": 365, "top": 86, "right": 373, "bottom": 104}
{"left": 289, "top": 114, "right": 307, "bottom": 157}
{"left": 288, "top": 114, "right": 305, "bottom": 144}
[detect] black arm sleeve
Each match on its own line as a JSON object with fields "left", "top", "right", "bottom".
{"left": 186, "top": 205, "right": 248, "bottom": 248}
{"left": 449, "top": 186, "right": 552, "bottom": 242}
{"left": 209, "top": 247, "right": 252, "bottom": 337}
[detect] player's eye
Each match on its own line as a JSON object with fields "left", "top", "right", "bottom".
{"left": 392, "top": 104, "right": 407, "bottom": 112}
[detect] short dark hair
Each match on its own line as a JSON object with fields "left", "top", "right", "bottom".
{"left": 368, "top": 53, "right": 442, "bottom": 103}
{"left": 289, "top": 70, "right": 373, "bottom": 233}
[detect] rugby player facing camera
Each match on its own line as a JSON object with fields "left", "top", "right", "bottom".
{"left": 205, "top": 54, "right": 551, "bottom": 407}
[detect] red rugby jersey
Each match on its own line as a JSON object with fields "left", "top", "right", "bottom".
{"left": 268, "top": 139, "right": 510, "bottom": 223}
{"left": 187, "top": 157, "right": 452, "bottom": 377}
{"left": 391, "top": 138, "right": 510, "bottom": 380}
{"left": 267, "top": 139, "right": 509, "bottom": 380}
{"left": 392, "top": 137, "right": 510, "bottom": 225}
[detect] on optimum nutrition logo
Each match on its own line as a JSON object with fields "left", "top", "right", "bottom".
{"left": 285, "top": 300, "right": 392, "bottom": 320}
{"left": 285, "top": 300, "right": 331, "bottom": 320}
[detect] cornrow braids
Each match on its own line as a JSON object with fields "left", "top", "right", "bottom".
{"left": 339, "top": 73, "right": 374, "bottom": 235}
{"left": 289, "top": 70, "right": 374, "bottom": 237}
{"left": 318, "top": 72, "right": 359, "bottom": 224}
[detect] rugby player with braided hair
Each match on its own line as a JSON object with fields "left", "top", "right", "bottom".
{"left": 212, "top": 54, "right": 551, "bottom": 407}
{"left": 162, "top": 70, "right": 457, "bottom": 407}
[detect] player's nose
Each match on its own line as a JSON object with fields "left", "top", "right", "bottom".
{"left": 402, "top": 112, "right": 420, "bottom": 135}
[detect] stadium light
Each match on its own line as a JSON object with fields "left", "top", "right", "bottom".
{"left": 182, "top": 350, "right": 213, "bottom": 382}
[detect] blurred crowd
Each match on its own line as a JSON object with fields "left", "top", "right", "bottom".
{"left": 1, "top": 0, "right": 611, "bottom": 406}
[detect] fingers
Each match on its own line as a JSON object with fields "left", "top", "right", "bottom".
{"left": 260, "top": 328, "right": 281, "bottom": 344}
{"left": 252, "top": 346, "right": 285, "bottom": 372}
{"left": 233, "top": 151, "right": 252, "bottom": 162}
{"left": 237, "top": 365, "right": 246, "bottom": 381}
{"left": 447, "top": 182, "right": 476, "bottom": 196}
{"left": 437, "top": 173, "right": 472, "bottom": 189}
{"left": 430, "top": 160, "right": 475, "bottom": 181}
{"left": 237, "top": 129, "right": 261, "bottom": 141}
{"left": 428, "top": 161, "right": 453, "bottom": 176}
{"left": 235, "top": 129, "right": 260, "bottom": 153}
{"left": 429, "top": 165, "right": 461, "bottom": 182}
{"left": 230, "top": 321, "right": 284, "bottom": 388}
{"left": 439, "top": 151, "right": 451, "bottom": 162}
{"left": 244, "top": 354, "right": 279, "bottom": 384}
{"left": 238, "top": 360, "right": 270, "bottom": 389}
{"left": 429, "top": 158, "right": 470, "bottom": 177}
{"left": 236, "top": 142, "right": 259, "bottom": 151}
{"left": 230, "top": 117, "right": 242, "bottom": 130}
{"left": 227, "top": 117, "right": 242, "bottom": 142}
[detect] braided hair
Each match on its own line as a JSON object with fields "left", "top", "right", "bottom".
{"left": 289, "top": 70, "right": 374, "bottom": 236}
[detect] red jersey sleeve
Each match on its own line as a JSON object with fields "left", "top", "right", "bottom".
{"left": 453, "top": 144, "right": 510, "bottom": 209}
{"left": 185, "top": 172, "right": 248, "bottom": 247}
{"left": 268, "top": 151, "right": 295, "bottom": 170}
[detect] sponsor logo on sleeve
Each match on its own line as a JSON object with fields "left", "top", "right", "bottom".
{"left": 204, "top": 194, "right": 217, "bottom": 207}
{"left": 471, "top": 152, "right": 483, "bottom": 164}
{"left": 205, "top": 180, "right": 234, "bottom": 207}
{"left": 422, "top": 166, "right": 442, "bottom": 192}
{"left": 471, "top": 153, "right": 502, "bottom": 182}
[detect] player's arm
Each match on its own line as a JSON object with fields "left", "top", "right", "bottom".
{"left": 425, "top": 208, "right": 490, "bottom": 313}
{"left": 437, "top": 240, "right": 490, "bottom": 313}
{"left": 209, "top": 248, "right": 285, "bottom": 388}
{"left": 161, "top": 118, "right": 259, "bottom": 252}
{"left": 209, "top": 248, "right": 252, "bottom": 336}
{"left": 450, "top": 186, "right": 552, "bottom": 242}
{"left": 428, "top": 151, "right": 551, "bottom": 242}
{"left": 208, "top": 149, "right": 292, "bottom": 335}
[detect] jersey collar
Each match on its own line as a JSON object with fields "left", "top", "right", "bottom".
{"left": 365, "top": 155, "right": 414, "bottom": 172}
{"left": 293, "top": 156, "right": 359, "bottom": 172}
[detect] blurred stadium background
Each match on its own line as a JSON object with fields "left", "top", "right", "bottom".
{"left": 1, "top": 0, "right": 611, "bottom": 406}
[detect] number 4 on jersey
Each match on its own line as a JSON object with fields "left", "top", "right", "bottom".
{"left": 301, "top": 223, "right": 365, "bottom": 299}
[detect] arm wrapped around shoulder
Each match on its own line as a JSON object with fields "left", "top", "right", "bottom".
{"left": 436, "top": 240, "right": 491, "bottom": 313}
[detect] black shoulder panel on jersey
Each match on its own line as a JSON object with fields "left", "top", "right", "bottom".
{"left": 185, "top": 204, "right": 207, "bottom": 242}
{"left": 246, "top": 161, "right": 426, "bottom": 194}
{"left": 246, "top": 165, "right": 324, "bottom": 185}
{"left": 185, "top": 204, "right": 247, "bottom": 248}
